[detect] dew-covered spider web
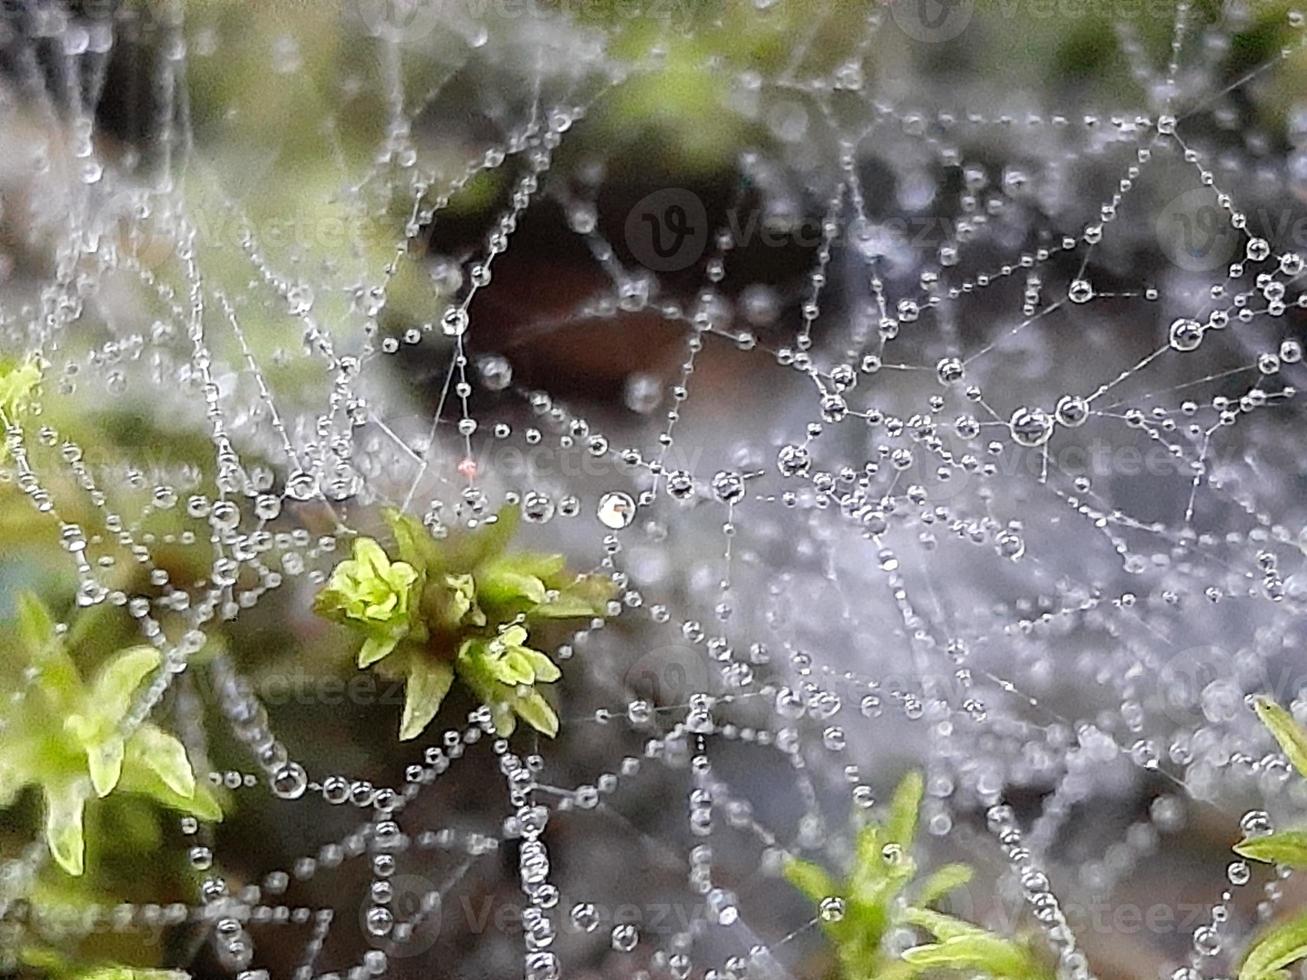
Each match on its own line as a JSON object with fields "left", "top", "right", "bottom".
{"left": 4, "top": 1, "right": 1307, "bottom": 979}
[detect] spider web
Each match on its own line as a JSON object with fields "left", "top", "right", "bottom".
{"left": 2, "top": 1, "right": 1307, "bottom": 979}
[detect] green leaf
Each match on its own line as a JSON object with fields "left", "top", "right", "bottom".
{"left": 455, "top": 640, "right": 518, "bottom": 737}
{"left": 1236, "top": 831, "right": 1307, "bottom": 867}
{"left": 359, "top": 633, "right": 400, "bottom": 668}
{"left": 1241, "top": 910, "right": 1307, "bottom": 980}
{"left": 917, "top": 863, "right": 974, "bottom": 907}
{"left": 494, "top": 650, "right": 537, "bottom": 685}
{"left": 77, "top": 968, "right": 190, "bottom": 980}
{"left": 0, "top": 355, "right": 41, "bottom": 414}
{"left": 517, "top": 647, "right": 561, "bottom": 683}
{"left": 129, "top": 724, "right": 196, "bottom": 798}
{"left": 399, "top": 657, "right": 454, "bottom": 741}
{"left": 1253, "top": 696, "right": 1307, "bottom": 779}
{"left": 118, "top": 732, "right": 220, "bottom": 822}
{"left": 902, "top": 906, "right": 987, "bottom": 942}
{"left": 17, "top": 592, "right": 80, "bottom": 701}
{"left": 783, "top": 857, "right": 839, "bottom": 905}
{"left": 514, "top": 690, "right": 559, "bottom": 737}
{"left": 530, "top": 574, "right": 614, "bottom": 619}
{"left": 529, "top": 592, "right": 603, "bottom": 619}
{"left": 885, "top": 770, "right": 924, "bottom": 848}
{"left": 476, "top": 564, "right": 547, "bottom": 610}
{"left": 17, "top": 590, "right": 56, "bottom": 653}
{"left": 90, "top": 646, "right": 161, "bottom": 720}
{"left": 507, "top": 552, "right": 568, "bottom": 582}
{"left": 44, "top": 779, "right": 88, "bottom": 876}
{"left": 383, "top": 507, "right": 444, "bottom": 573}
{"left": 443, "top": 504, "right": 520, "bottom": 570}
{"left": 902, "top": 934, "right": 1033, "bottom": 977}
{"left": 82, "top": 735, "right": 126, "bottom": 798}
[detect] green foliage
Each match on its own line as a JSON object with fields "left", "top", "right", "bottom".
{"left": 1253, "top": 696, "right": 1307, "bottom": 779}
{"left": 1237, "top": 697, "right": 1307, "bottom": 979}
{"left": 0, "top": 355, "right": 41, "bottom": 461}
{"left": 313, "top": 505, "right": 612, "bottom": 741}
{"left": 0, "top": 594, "right": 220, "bottom": 876}
{"left": 1239, "top": 909, "right": 1307, "bottom": 980}
{"left": 19, "top": 942, "right": 188, "bottom": 980}
{"left": 783, "top": 772, "right": 1052, "bottom": 979}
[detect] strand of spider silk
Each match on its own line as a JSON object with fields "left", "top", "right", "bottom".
{"left": 986, "top": 804, "right": 1096, "bottom": 980}
{"left": 500, "top": 743, "right": 560, "bottom": 980}
{"left": 208, "top": 650, "right": 306, "bottom": 798}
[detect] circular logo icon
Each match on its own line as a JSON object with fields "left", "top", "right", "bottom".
{"left": 86, "top": 187, "right": 176, "bottom": 271}
{"left": 1155, "top": 187, "right": 1240, "bottom": 273}
{"left": 623, "top": 644, "right": 713, "bottom": 706}
{"left": 363, "top": 874, "right": 444, "bottom": 957}
{"left": 354, "top": 0, "right": 441, "bottom": 42}
{"left": 624, "top": 189, "right": 709, "bottom": 273}
{"left": 889, "top": 0, "right": 976, "bottom": 44}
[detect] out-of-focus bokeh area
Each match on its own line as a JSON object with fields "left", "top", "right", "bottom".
{"left": 4, "top": 1, "right": 1307, "bottom": 979}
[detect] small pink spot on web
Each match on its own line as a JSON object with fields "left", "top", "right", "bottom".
{"left": 457, "top": 457, "right": 478, "bottom": 480}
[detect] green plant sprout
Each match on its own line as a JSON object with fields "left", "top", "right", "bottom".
{"left": 0, "top": 593, "right": 220, "bottom": 876}
{"left": 20, "top": 945, "right": 187, "bottom": 980}
{"left": 1232, "top": 696, "right": 1307, "bottom": 980}
{"left": 0, "top": 354, "right": 41, "bottom": 461}
{"left": 313, "top": 505, "right": 612, "bottom": 741}
{"left": 784, "top": 772, "right": 1053, "bottom": 979}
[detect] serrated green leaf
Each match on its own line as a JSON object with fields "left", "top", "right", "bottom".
{"left": 916, "top": 863, "right": 974, "bottom": 907}
{"left": 1236, "top": 831, "right": 1307, "bottom": 867}
{"left": 1241, "top": 910, "right": 1307, "bottom": 980}
{"left": 1254, "top": 697, "right": 1307, "bottom": 779}
{"left": 399, "top": 656, "right": 454, "bottom": 741}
